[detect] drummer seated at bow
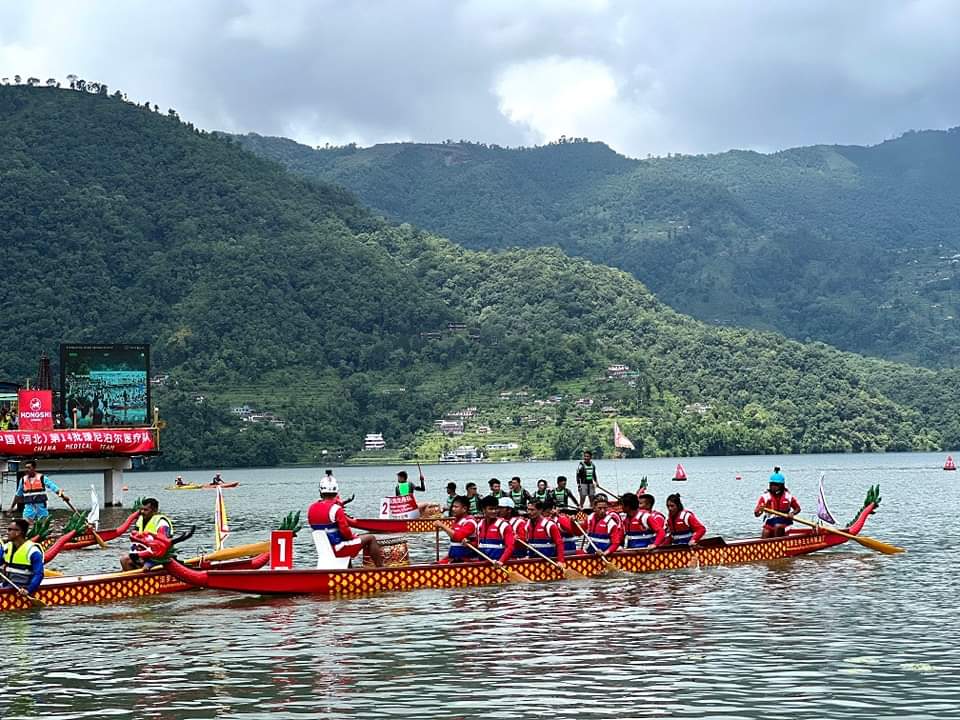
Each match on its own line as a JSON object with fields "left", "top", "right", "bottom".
{"left": 754, "top": 470, "right": 801, "bottom": 538}
{"left": 2, "top": 518, "right": 44, "bottom": 596}
{"left": 311, "top": 475, "right": 384, "bottom": 567}
{"left": 121, "top": 498, "right": 173, "bottom": 571}
{"left": 585, "top": 494, "right": 623, "bottom": 555}
{"left": 436, "top": 496, "right": 478, "bottom": 563}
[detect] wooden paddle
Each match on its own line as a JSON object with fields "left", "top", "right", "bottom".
{"left": 184, "top": 540, "right": 269, "bottom": 564}
{"left": 572, "top": 519, "right": 630, "bottom": 576}
{"left": 763, "top": 507, "right": 904, "bottom": 555}
{"left": 0, "top": 567, "right": 44, "bottom": 607}
{"left": 461, "top": 542, "right": 530, "bottom": 583}
{"left": 62, "top": 497, "right": 108, "bottom": 549}
{"left": 516, "top": 538, "right": 588, "bottom": 580}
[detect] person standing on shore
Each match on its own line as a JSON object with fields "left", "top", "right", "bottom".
{"left": 576, "top": 451, "right": 598, "bottom": 508}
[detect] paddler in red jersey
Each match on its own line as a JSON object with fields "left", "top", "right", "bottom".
{"left": 497, "top": 497, "right": 528, "bottom": 558}
{"left": 620, "top": 492, "right": 667, "bottom": 550}
{"left": 545, "top": 498, "right": 579, "bottom": 557}
{"left": 525, "top": 500, "right": 566, "bottom": 564}
{"left": 308, "top": 475, "right": 384, "bottom": 566}
{"left": 472, "top": 496, "right": 516, "bottom": 563}
{"left": 436, "top": 496, "right": 478, "bottom": 563}
{"left": 754, "top": 469, "right": 801, "bottom": 537}
{"left": 585, "top": 494, "right": 623, "bottom": 555}
{"left": 665, "top": 493, "right": 706, "bottom": 546}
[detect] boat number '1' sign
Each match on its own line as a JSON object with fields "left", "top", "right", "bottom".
{"left": 270, "top": 530, "right": 295, "bottom": 570}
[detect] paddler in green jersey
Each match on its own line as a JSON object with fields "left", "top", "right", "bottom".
{"left": 552, "top": 476, "right": 578, "bottom": 511}
{"left": 444, "top": 482, "right": 458, "bottom": 516}
{"left": 508, "top": 477, "right": 533, "bottom": 509}
{"left": 486, "top": 478, "right": 507, "bottom": 500}
{"left": 395, "top": 469, "right": 435, "bottom": 516}
{"left": 534, "top": 479, "right": 549, "bottom": 503}
{"left": 465, "top": 482, "right": 481, "bottom": 515}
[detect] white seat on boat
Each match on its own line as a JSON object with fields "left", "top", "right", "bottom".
{"left": 312, "top": 530, "right": 351, "bottom": 570}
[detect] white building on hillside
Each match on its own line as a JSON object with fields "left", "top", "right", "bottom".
{"left": 364, "top": 433, "right": 386, "bottom": 450}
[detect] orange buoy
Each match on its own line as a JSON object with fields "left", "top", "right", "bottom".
{"left": 945, "top": 456, "right": 956, "bottom": 471}
{"left": 673, "top": 463, "right": 687, "bottom": 481}
{"left": 735, "top": 474, "right": 742, "bottom": 480}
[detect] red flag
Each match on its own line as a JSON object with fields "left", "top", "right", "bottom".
{"left": 613, "top": 422, "right": 635, "bottom": 450}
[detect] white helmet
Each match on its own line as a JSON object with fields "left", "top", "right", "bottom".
{"left": 319, "top": 475, "right": 339, "bottom": 494}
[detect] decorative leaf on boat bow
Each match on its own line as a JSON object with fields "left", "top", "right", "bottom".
{"left": 847, "top": 484, "right": 882, "bottom": 527}
{"left": 279, "top": 511, "right": 303, "bottom": 534}
{"left": 29, "top": 516, "right": 52, "bottom": 541}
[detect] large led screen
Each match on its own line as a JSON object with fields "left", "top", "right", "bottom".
{"left": 60, "top": 344, "right": 150, "bottom": 428}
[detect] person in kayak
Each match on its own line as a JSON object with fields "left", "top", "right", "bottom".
{"left": 175, "top": 475, "right": 186, "bottom": 487}
{"left": 2, "top": 518, "right": 44, "bottom": 596}
{"left": 310, "top": 475, "right": 384, "bottom": 566}
{"left": 436, "top": 496, "right": 478, "bottom": 563}
{"left": 10, "top": 460, "right": 71, "bottom": 522}
{"left": 121, "top": 498, "right": 173, "bottom": 570}
{"left": 210, "top": 473, "right": 224, "bottom": 485}
{"left": 665, "top": 493, "right": 707, "bottom": 546}
{"left": 754, "top": 471, "right": 801, "bottom": 538}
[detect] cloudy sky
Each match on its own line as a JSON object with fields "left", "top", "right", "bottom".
{"left": 2, "top": 0, "right": 959, "bottom": 157}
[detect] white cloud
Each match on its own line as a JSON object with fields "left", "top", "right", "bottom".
{"left": 1, "top": 0, "right": 959, "bottom": 156}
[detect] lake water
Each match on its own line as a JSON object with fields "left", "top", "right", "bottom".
{"left": 2, "top": 453, "right": 957, "bottom": 719}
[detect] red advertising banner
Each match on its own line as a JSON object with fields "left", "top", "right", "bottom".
{"left": 270, "top": 530, "right": 295, "bottom": 570}
{"left": 0, "top": 428, "right": 156, "bottom": 456}
{"left": 18, "top": 390, "right": 54, "bottom": 431}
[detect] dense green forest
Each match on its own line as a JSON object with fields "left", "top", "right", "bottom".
{"left": 237, "top": 130, "right": 960, "bottom": 368}
{"left": 2, "top": 84, "right": 960, "bottom": 469}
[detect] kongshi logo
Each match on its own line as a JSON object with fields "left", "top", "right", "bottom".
{"left": 30, "top": 397, "right": 42, "bottom": 411}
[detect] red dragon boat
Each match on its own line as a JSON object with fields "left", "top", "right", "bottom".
{"left": 349, "top": 510, "right": 590, "bottom": 534}
{"left": 153, "top": 496, "right": 885, "bottom": 600}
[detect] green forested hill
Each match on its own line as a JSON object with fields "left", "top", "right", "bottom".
{"left": 2, "top": 85, "right": 959, "bottom": 469}
{"left": 237, "top": 130, "right": 960, "bottom": 367}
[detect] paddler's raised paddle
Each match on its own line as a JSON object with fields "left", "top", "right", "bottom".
{"left": 0, "top": 568, "right": 44, "bottom": 607}
{"left": 572, "top": 519, "right": 630, "bottom": 576}
{"left": 62, "top": 497, "right": 108, "bottom": 549}
{"left": 516, "top": 538, "right": 588, "bottom": 580}
{"left": 763, "top": 507, "right": 904, "bottom": 555}
{"left": 461, "top": 542, "right": 530, "bottom": 583}
{"left": 595, "top": 483, "right": 621, "bottom": 501}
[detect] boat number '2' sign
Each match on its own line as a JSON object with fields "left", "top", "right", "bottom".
{"left": 270, "top": 530, "right": 295, "bottom": 570}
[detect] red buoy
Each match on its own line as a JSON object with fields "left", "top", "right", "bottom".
{"left": 945, "top": 456, "right": 956, "bottom": 471}
{"left": 673, "top": 463, "right": 687, "bottom": 481}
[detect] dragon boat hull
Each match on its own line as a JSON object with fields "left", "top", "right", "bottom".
{"left": 0, "top": 554, "right": 269, "bottom": 612}
{"left": 166, "top": 505, "right": 876, "bottom": 599}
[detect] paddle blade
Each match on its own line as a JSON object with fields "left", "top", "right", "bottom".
{"left": 505, "top": 568, "right": 531, "bottom": 583}
{"left": 562, "top": 566, "right": 589, "bottom": 581}
{"left": 853, "top": 534, "right": 905, "bottom": 555}
{"left": 687, "top": 551, "right": 700, "bottom": 569}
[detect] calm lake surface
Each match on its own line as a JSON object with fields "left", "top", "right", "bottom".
{"left": 2, "top": 453, "right": 958, "bottom": 719}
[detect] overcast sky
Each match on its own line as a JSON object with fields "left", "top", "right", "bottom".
{"left": 2, "top": 0, "right": 959, "bottom": 157}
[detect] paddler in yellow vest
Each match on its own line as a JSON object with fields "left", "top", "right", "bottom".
{"left": 2, "top": 518, "right": 44, "bottom": 596}
{"left": 120, "top": 497, "right": 173, "bottom": 570}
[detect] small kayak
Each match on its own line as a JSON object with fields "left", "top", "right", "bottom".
{"left": 166, "top": 484, "right": 203, "bottom": 491}
{"left": 203, "top": 482, "right": 240, "bottom": 489}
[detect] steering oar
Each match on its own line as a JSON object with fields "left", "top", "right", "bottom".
{"left": 61, "top": 497, "right": 108, "bottom": 550}
{"left": 763, "top": 507, "right": 904, "bottom": 554}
